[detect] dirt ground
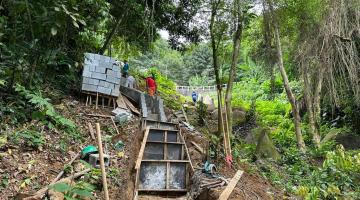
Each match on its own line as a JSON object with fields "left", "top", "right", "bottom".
{"left": 1, "top": 95, "right": 295, "bottom": 200}
{"left": 0, "top": 96, "right": 143, "bottom": 200}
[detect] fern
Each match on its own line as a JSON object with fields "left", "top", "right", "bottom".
{"left": 14, "top": 84, "right": 80, "bottom": 139}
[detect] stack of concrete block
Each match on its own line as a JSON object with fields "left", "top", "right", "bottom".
{"left": 81, "top": 53, "right": 122, "bottom": 97}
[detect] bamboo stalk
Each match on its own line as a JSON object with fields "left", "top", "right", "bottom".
{"left": 95, "top": 123, "right": 110, "bottom": 200}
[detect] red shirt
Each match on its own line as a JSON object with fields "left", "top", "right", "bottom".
{"left": 146, "top": 77, "right": 156, "bottom": 88}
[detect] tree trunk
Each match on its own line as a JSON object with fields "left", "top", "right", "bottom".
{"left": 303, "top": 64, "right": 320, "bottom": 147}
{"left": 263, "top": 1, "right": 275, "bottom": 100}
{"left": 99, "top": 15, "right": 124, "bottom": 55}
{"left": 267, "top": 0, "right": 306, "bottom": 152}
{"left": 225, "top": 0, "right": 243, "bottom": 139}
{"left": 210, "top": 0, "right": 231, "bottom": 158}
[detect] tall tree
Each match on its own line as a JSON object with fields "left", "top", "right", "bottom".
{"left": 224, "top": 0, "right": 243, "bottom": 142}
{"left": 266, "top": 0, "right": 306, "bottom": 152}
{"left": 209, "top": 0, "right": 231, "bottom": 158}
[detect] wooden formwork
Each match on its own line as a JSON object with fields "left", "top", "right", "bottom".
{"left": 134, "top": 121, "right": 193, "bottom": 199}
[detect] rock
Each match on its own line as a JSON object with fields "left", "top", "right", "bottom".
{"left": 210, "top": 108, "right": 246, "bottom": 125}
{"left": 232, "top": 109, "right": 246, "bottom": 125}
{"left": 246, "top": 128, "right": 280, "bottom": 160}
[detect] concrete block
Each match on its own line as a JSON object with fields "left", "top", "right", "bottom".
{"left": 112, "top": 65, "right": 120, "bottom": 72}
{"left": 114, "top": 84, "right": 120, "bottom": 92}
{"left": 103, "top": 62, "right": 112, "bottom": 69}
{"left": 82, "top": 84, "right": 97, "bottom": 92}
{"left": 111, "top": 89, "right": 120, "bottom": 97}
{"left": 83, "top": 65, "right": 90, "bottom": 72}
{"left": 89, "top": 153, "right": 110, "bottom": 168}
{"left": 95, "top": 66, "right": 106, "bottom": 73}
{"left": 82, "top": 77, "right": 89, "bottom": 84}
{"left": 92, "top": 72, "right": 107, "bottom": 80}
{"left": 97, "top": 86, "right": 112, "bottom": 95}
{"left": 88, "top": 78, "right": 99, "bottom": 85}
{"left": 108, "top": 83, "right": 115, "bottom": 90}
{"left": 84, "top": 57, "right": 92, "bottom": 65}
{"left": 107, "top": 75, "right": 120, "bottom": 84}
{"left": 106, "top": 69, "right": 114, "bottom": 76}
{"left": 114, "top": 71, "right": 121, "bottom": 78}
{"left": 89, "top": 64, "right": 96, "bottom": 72}
{"left": 83, "top": 70, "right": 92, "bottom": 78}
{"left": 99, "top": 80, "right": 111, "bottom": 88}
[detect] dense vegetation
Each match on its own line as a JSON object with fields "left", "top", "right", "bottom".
{"left": 1, "top": 0, "right": 359, "bottom": 199}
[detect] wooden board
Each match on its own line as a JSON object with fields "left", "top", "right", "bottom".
{"left": 116, "top": 94, "right": 128, "bottom": 109}
{"left": 87, "top": 123, "right": 95, "bottom": 140}
{"left": 124, "top": 96, "right": 141, "bottom": 115}
{"left": 135, "top": 128, "right": 150, "bottom": 170}
{"left": 218, "top": 170, "right": 244, "bottom": 200}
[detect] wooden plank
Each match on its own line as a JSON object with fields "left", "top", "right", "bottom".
{"left": 137, "top": 189, "right": 187, "bottom": 192}
{"left": 110, "top": 117, "right": 120, "bottom": 135}
{"left": 135, "top": 127, "right": 150, "bottom": 170}
{"left": 181, "top": 106, "right": 189, "bottom": 123}
{"left": 191, "top": 141, "right": 205, "bottom": 154}
{"left": 141, "top": 160, "right": 189, "bottom": 163}
{"left": 95, "top": 123, "right": 110, "bottom": 200}
{"left": 218, "top": 170, "right": 244, "bottom": 200}
{"left": 116, "top": 93, "right": 128, "bottom": 109}
{"left": 87, "top": 122, "right": 96, "bottom": 140}
{"left": 179, "top": 130, "right": 194, "bottom": 172}
{"left": 123, "top": 96, "right": 141, "bottom": 115}
{"left": 146, "top": 141, "right": 184, "bottom": 145}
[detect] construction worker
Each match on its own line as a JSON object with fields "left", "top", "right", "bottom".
{"left": 145, "top": 75, "right": 157, "bottom": 112}
{"left": 192, "top": 91, "right": 197, "bottom": 105}
{"left": 146, "top": 75, "right": 157, "bottom": 96}
{"left": 126, "top": 74, "right": 136, "bottom": 88}
{"left": 122, "top": 60, "right": 129, "bottom": 78}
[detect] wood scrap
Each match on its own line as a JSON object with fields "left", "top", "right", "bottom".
{"left": 218, "top": 170, "right": 244, "bottom": 200}
{"left": 95, "top": 123, "right": 110, "bottom": 200}
{"left": 116, "top": 93, "right": 128, "bottom": 109}
{"left": 179, "top": 130, "right": 194, "bottom": 172}
{"left": 110, "top": 116, "right": 120, "bottom": 135}
{"left": 135, "top": 127, "right": 150, "bottom": 170}
{"left": 88, "top": 122, "right": 96, "bottom": 140}
{"left": 181, "top": 105, "right": 189, "bottom": 123}
{"left": 86, "top": 113, "right": 112, "bottom": 118}
{"left": 191, "top": 141, "right": 205, "bottom": 154}
{"left": 123, "top": 97, "right": 140, "bottom": 115}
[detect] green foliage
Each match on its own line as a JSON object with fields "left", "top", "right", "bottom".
{"left": 15, "top": 84, "right": 80, "bottom": 139}
{"left": 296, "top": 145, "right": 360, "bottom": 199}
{"left": 196, "top": 101, "right": 207, "bottom": 126}
{"left": 11, "top": 129, "right": 45, "bottom": 149}
{"left": 49, "top": 181, "right": 95, "bottom": 200}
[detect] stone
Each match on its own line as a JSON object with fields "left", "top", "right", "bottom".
{"left": 232, "top": 109, "right": 246, "bottom": 125}
{"left": 88, "top": 153, "right": 110, "bottom": 168}
{"left": 92, "top": 72, "right": 107, "bottom": 80}
{"left": 246, "top": 128, "right": 280, "bottom": 160}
